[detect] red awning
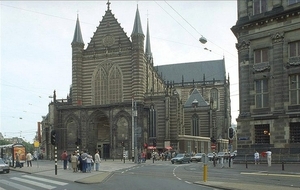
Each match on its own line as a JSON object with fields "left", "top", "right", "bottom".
{"left": 165, "top": 146, "right": 172, "bottom": 150}
{"left": 147, "top": 146, "right": 156, "bottom": 150}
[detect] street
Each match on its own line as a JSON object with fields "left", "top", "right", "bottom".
{"left": 1, "top": 159, "right": 299, "bottom": 190}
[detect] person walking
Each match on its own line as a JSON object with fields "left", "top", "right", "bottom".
{"left": 254, "top": 151, "right": 259, "bottom": 165}
{"left": 86, "top": 153, "right": 93, "bottom": 173}
{"left": 94, "top": 150, "right": 101, "bottom": 171}
{"left": 26, "top": 152, "right": 33, "bottom": 167}
{"left": 81, "top": 150, "right": 88, "bottom": 173}
{"left": 61, "top": 150, "right": 68, "bottom": 170}
{"left": 266, "top": 149, "right": 272, "bottom": 167}
{"left": 71, "top": 152, "right": 78, "bottom": 172}
{"left": 14, "top": 153, "right": 22, "bottom": 168}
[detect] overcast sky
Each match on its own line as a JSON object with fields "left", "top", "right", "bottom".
{"left": 0, "top": 1, "right": 238, "bottom": 143}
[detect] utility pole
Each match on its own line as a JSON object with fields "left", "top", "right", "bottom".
{"left": 131, "top": 97, "right": 134, "bottom": 162}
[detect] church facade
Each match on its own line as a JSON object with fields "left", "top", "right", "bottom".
{"left": 41, "top": 2, "right": 231, "bottom": 159}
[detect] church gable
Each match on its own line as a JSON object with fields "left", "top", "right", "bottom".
{"left": 85, "top": 9, "right": 132, "bottom": 54}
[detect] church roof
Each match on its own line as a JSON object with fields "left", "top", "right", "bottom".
{"left": 145, "top": 18, "right": 152, "bottom": 60}
{"left": 131, "top": 5, "right": 144, "bottom": 36}
{"left": 72, "top": 15, "right": 84, "bottom": 44}
{"left": 184, "top": 88, "right": 209, "bottom": 108}
{"left": 155, "top": 59, "right": 226, "bottom": 83}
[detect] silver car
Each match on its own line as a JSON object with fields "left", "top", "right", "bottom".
{"left": 0, "top": 158, "right": 10, "bottom": 174}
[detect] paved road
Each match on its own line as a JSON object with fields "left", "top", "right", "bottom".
{"left": 7, "top": 159, "right": 300, "bottom": 190}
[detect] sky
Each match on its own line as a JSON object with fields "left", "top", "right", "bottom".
{"left": 0, "top": 1, "right": 239, "bottom": 143}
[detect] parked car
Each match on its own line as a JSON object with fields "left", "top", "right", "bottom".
{"left": 231, "top": 150, "right": 237, "bottom": 157}
{"left": 207, "top": 153, "right": 215, "bottom": 161}
{"left": 0, "top": 158, "right": 10, "bottom": 174}
{"left": 171, "top": 153, "right": 191, "bottom": 164}
{"left": 190, "top": 153, "right": 205, "bottom": 162}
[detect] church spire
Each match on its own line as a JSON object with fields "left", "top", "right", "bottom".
{"left": 72, "top": 14, "right": 84, "bottom": 44}
{"left": 131, "top": 5, "right": 144, "bottom": 36}
{"left": 145, "top": 17, "right": 153, "bottom": 62}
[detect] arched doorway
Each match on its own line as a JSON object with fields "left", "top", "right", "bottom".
{"left": 88, "top": 111, "right": 110, "bottom": 158}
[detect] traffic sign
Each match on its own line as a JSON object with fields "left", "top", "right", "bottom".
{"left": 34, "top": 141, "right": 40, "bottom": 148}
{"left": 211, "top": 144, "right": 216, "bottom": 149}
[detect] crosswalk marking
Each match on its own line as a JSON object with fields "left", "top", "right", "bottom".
{"left": 0, "top": 179, "right": 35, "bottom": 190}
{"left": 23, "top": 175, "right": 68, "bottom": 186}
{"left": 11, "top": 177, "right": 56, "bottom": 189}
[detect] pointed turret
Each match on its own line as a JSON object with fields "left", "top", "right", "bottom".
{"left": 71, "top": 14, "right": 84, "bottom": 106}
{"left": 131, "top": 5, "right": 144, "bottom": 36}
{"left": 72, "top": 15, "right": 84, "bottom": 45}
{"left": 145, "top": 18, "right": 153, "bottom": 63}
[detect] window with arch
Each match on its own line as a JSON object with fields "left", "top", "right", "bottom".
{"left": 192, "top": 114, "right": 199, "bottom": 136}
{"left": 149, "top": 105, "right": 156, "bottom": 138}
{"left": 109, "top": 66, "right": 122, "bottom": 103}
{"left": 210, "top": 88, "right": 219, "bottom": 110}
{"left": 94, "top": 67, "right": 107, "bottom": 105}
{"left": 93, "top": 65, "right": 123, "bottom": 105}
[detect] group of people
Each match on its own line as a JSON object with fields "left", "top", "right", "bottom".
{"left": 254, "top": 149, "right": 272, "bottom": 166}
{"left": 61, "top": 150, "right": 101, "bottom": 173}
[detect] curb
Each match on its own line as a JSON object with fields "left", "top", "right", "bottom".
{"left": 75, "top": 172, "right": 112, "bottom": 184}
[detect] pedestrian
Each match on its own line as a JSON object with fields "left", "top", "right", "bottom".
{"left": 71, "top": 152, "right": 78, "bottom": 172}
{"left": 77, "top": 152, "right": 82, "bottom": 172}
{"left": 61, "top": 150, "right": 68, "bottom": 170}
{"left": 254, "top": 151, "right": 259, "bottom": 165}
{"left": 81, "top": 150, "right": 88, "bottom": 173}
{"left": 94, "top": 150, "right": 101, "bottom": 171}
{"left": 266, "top": 149, "right": 272, "bottom": 167}
{"left": 26, "top": 152, "right": 33, "bottom": 167}
{"left": 86, "top": 153, "right": 93, "bottom": 173}
{"left": 14, "top": 153, "right": 22, "bottom": 168}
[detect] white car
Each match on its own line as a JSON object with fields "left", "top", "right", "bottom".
{"left": 190, "top": 153, "right": 205, "bottom": 162}
{"left": 0, "top": 158, "right": 10, "bottom": 174}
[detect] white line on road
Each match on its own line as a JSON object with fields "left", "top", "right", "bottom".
{"left": 0, "top": 179, "right": 35, "bottom": 190}
{"left": 10, "top": 177, "right": 56, "bottom": 189}
{"left": 22, "top": 175, "right": 68, "bottom": 186}
{"left": 241, "top": 172, "right": 300, "bottom": 178}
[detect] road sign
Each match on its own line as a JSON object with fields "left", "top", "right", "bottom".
{"left": 211, "top": 144, "right": 216, "bottom": 149}
{"left": 34, "top": 141, "right": 40, "bottom": 148}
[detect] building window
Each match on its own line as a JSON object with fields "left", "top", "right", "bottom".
{"left": 290, "top": 122, "right": 300, "bottom": 143}
{"left": 94, "top": 67, "right": 107, "bottom": 105}
{"left": 253, "top": 0, "right": 267, "bottom": 15}
{"left": 255, "top": 124, "right": 270, "bottom": 144}
{"left": 255, "top": 79, "right": 269, "bottom": 108}
{"left": 254, "top": 48, "right": 268, "bottom": 64}
{"left": 289, "top": 41, "right": 300, "bottom": 58}
{"left": 109, "top": 66, "right": 122, "bottom": 103}
{"left": 149, "top": 105, "right": 156, "bottom": 138}
{"left": 210, "top": 88, "right": 219, "bottom": 110}
{"left": 288, "top": 0, "right": 300, "bottom": 5}
{"left": 289, "top": 75, "right": 300, "bottom": 105}
{"left": 192, "top": 114, "right": 199, "bottom": 136}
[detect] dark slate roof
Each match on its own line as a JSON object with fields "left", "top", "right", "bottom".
{"left": 72, "top": 16, "right": 84, "bottom": 44}
{"left": 145, "top": 18, "right": 152, "bottom": 60}
{"left": 155, "top": 59, "right": 225, "bottom": 83}
{"left": 184, "top": 88, "right": 209, "bottom": 108}
{"left": 131, "top": 5, "right": 144, "bottom": 35}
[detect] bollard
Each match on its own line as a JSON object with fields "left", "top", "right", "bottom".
{"left": 246, "top": 161, "right": 248, "bottom": 168}
{"left": 282, "top": 162, "right": 284, "bottom": 171}
{"left": 203, "top": 164, "right": 208, "bottom": 182}
{"left": 229, "top": 157, "right": 231, "bottom": 168}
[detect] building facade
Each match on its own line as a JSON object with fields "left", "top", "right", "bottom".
{"left": 231, "top": 0, "right": 300, "bottom": 159}
{"left": 41, "top": 2, "right": 231, "bottom": 159}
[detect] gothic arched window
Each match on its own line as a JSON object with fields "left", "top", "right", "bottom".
{"left": 149, "top": 105, "right": 156, "bottom": 138}
{"left": 210, "top": 88, "right": 219, "bottom": 110}
{"left": 94, "top": 67, "right": 107, "bottom": 105}
{"left": 109, "top": 66, "right": 122, "bottom": 103}
{"left": 192, "top": 114, "right": 199, "bottom": 136}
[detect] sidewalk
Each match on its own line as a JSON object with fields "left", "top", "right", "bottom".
{"left": 10, "top": 159, "right": 137, "bottom": 184}
{"left": 195, "top": 162, "right": 300, "bottom": 190}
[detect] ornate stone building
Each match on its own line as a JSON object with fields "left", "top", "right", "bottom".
{"left": 231, "top": 0, "right": 300, "bottom": 159}
{"left": 41, "top": 2, "right": 231, "bottom": 159}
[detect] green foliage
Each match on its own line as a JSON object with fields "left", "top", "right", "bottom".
{"left": 23, "top": 141, "right": 34, "bottom": 153}
{"left": 0, "top": 139, "right": 11, "bottom": 145}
